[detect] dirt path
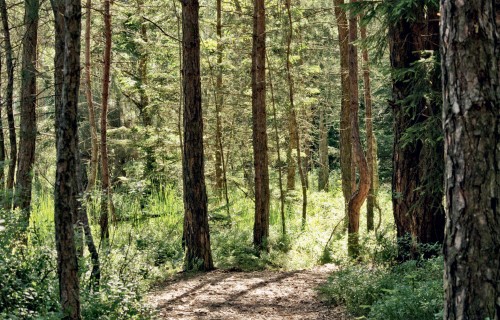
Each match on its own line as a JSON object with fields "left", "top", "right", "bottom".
{"left": 149, "top": 264, "right": 348, "bottom": 320}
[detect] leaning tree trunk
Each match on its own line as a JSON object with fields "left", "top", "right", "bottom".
{"left": 181, "top": 0, "right": 214, "bottom": 271}
{"left": 14, "top": 0, "right": 39, "bottom": 217}
{"left": 441, "top": 0, "right": 500, "bottom": 318}
{"left": 252, "top": 0, "right": 270, "bottom": 251}
{"left": 100, "top": 0, "right": 112, "bottom": 241}
{"left": 0, "top": 0, "right": 17, "bottom": 198}
{"left": 334, "top": 0, "right": 354, "bottom": 225}
{"left": 347, "top": 0, "right": 370, "bottom": 258}
{"left": 53, "top": 0, "right": 82, "bottom": 316}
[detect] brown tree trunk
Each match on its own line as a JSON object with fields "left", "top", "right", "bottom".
{"left": 181, "top": 0, "right": 214, "bottom": 271}
{"left": 0, "top": 0, "right": 17, "bottom": 198}
{"left": 286, "top": 112, "right": 297, "bottom": 190}
{"left": 0, "top": 54, "right": 5, "bottom": 188}
{"left": 389, "top": 3, "right": 444, "bottom": 258}
{"left": 334, "top": 0, "right": 354, "bottom": 225}
{"left": 318, "top": 106, "right": 329, "bottom": 191}
{"left": 84, "top": 0, "right": 98, "bottom": 193}
{"left": 53, "top": 0, "right": 82, "bottom": 316}
{"left": 441, "top": 0, "right": 500, "bottom": 318}
{"left": 360, "top": 25, "right": 378, "bottom": 232}
{"left": 214, "top": 0, "right": 224, "bottom": 199}
{"left": 347, "top": 0, "right": 370, "bottom": 258}
{"left": 100, "top": 0, "right": 112, "bottom": 241}
{"left": 252, "top": 0, "right": 270, "bottom": 251}
{"left": 14, "top": 0, "right": 39, "bottom": 217}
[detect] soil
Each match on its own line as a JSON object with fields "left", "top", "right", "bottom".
{"left": 149, "top": 264, "right": 349, "bottom": 320}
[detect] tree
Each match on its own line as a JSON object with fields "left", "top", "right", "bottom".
{"left": 0, "top": 54, "right": 5, "bottom": 188}
{"left": 441, "top": 0, "right": 499, "bottom": 317}
{"left": 14, "top": 0, "right": 39, "bottom": 216}
{"left": 0, "top": 0, "right": 17, "bottom": 198}
{"left": 318, "top": 106, "right": 329, "bottom": 191}
{"left": 53, "top": 0, "right": 82, "bottom": 316}
{"left": 181, "top": 0, "right": 214, "bottom": 271}
{"left": 388, "top": 1, "right": 444, "bottom": 257}
{"left": 347, "top": 0, "right": 370, "bottom": 258}
{"left": 252, "top": 0, "right": 270, "bottom": 250}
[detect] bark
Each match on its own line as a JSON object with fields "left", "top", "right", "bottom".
{"left": 0, "top": 0, "right": 17, "bottom": 195}
{"left": 389, "top": 3, "right": 444, "bottom": 257}
{"left": 84, "top": 0, "right": 98, "bottom": 192}
{"left": 214, "top": 0, "right": 224, "bottom": 198}
{"left": 0, "top": 54, "right": 5, "bottom": 187}
{"left": 286, "top": 112, "right": 297, "bottom": 190}
{"left": 441, "top": 0, "right": 500, "bottom": 318}
{"left": 334, "top": 0, "right": 354, "bottom": 223}
{"left": 252, "top": 0, "right": 270, "bottom": 251}
{"left": 318, "top": 106, "right": 329, "bottom": 191}
{"left": 14, "top": 0, "right": 39, "bottom": 216}
{"left": 100, "top": 0, "right": 112, "bottom": 241}
{"left": 182, "top": 0, "right": 214, "bottom": 271}
{"left": 347, "top": 1, "right": 370, "bottom": 258}
{"left": 53, "top": 0, "right": 82, "bottom": 316}
{"left": 360, "top": 25, "right": 378, "bottom": 231}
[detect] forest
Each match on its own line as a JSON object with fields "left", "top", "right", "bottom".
{"left": 0, "top": 0, "right": 498, "bottom": 319}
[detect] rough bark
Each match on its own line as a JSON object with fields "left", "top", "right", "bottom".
{"left": 0, "top": 0, "right": 17, "bottom": 196}
{"left": 360, "top": 25, "right": 378, "bottom": 231}
{"left": 334, "top": 0, "right": 354, "bottom": 223}
{"left": 14, "top": 0, "right": 39, "bottom": 216}
{"left": 389, "top": 3, "right": 444, "bottom": 257}
{"left": 347, "top": 0, "right": 370, "bottom": 258}
{"left": 252, "top": 0, "right": 270, "bottom": 251}
{"left": 84, "top": 0, "right": 98, "bottom": 192}
{"left": 53, "top": 0, "right": 82, "bottom": 316}
{"left": 441, "top": 0, "right": 500, "bottom": 318}
{"left": 318, "top": 106, "right": 329, "bottom": 191}
{"left": 99, "top": 0, "right": 112, "bottom": 241}
{"left": 182, "top": 0, "right": 214, "bottom": 271}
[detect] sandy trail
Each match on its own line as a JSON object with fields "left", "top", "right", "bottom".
{"left": 149, "top": 264, "right": 348, "bottom": 320}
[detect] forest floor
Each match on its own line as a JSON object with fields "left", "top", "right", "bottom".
{"left": 148, "top": 264, "right": 349, "bottom": 320}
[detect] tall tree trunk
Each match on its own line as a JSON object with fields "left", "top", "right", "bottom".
{"left": 252, "top": 0, "right": 270, "bottom": 251}
{"left": 214, "top": 0, "right": 224, "bottom": 198}
{"left": 181, "top": 0, "right": 214, "bottom": 271}
{"left": 0, "top": 0, "right": 17, "bottom": 199}
{"left": 14, "top": 0, "right": 39, "bottom": 216}
{"left": 318, "top": 106, "right": 329, "bottom": 191}
{"left": 360, "top": 25, "right": 378, "bottom": 231}
{"left": 84, "top": 0, "right": 98, "bottom": 193}
{"left": 441, "top": 0, "right": 500, "bottom": 318}
{"left": 53, "top": 0, "right": 82, "bottom": 316}
{"left": 347, "top": 0, "right": 370, "bottom": 258}
{"left": 285, "top": 0, "right": 307, "bottom": 227}
{"left": 389, "top": 3, "right": 444, "bottom": 258}
{"left": 0, "top": 54, "right": 5, "bottom": 188}
{"left": 334, "top": 0, "right": 354, "bottom": 225}
{"left": 286, "top": 112, "right": 297, "bottom": 190}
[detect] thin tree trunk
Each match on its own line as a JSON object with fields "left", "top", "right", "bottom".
{"left": 181, "top": 0, "right": 214, "bottom": 271}
{"left": 347, "top": 0, "right": 370, "bottom": 258}
{"left": 100, "top": 0, "right": 112, "bottom": 241}
{"left": 0, "top": 0, "right": 17, "bottom": 198}
{"left": 318, "top": 106, "right": 329, "bottom": 191}
{"left": 360, "top": 25, "right": 378, "bottom": 232}
{"left": 441, "top": 0, "right": 500, "bottom": 318}
{"left": 267, "top": 53, "right": 286, "bottom": 235}
{"left": 84, "top": 0, "right": 98, "bottom": 193}
{"left": 334, "top": 0, "right": 354, "bottom": 227}
{"left": 286, "top": 112, "right": 297, "bottom": 190}
{"left": 252, "top": 0, "right": 270, "bottom": 251}
{"left": 14, "top": 0, "right": 39, "bottom": 217}
{"left": 0, "top": 53, "right": 5, "bottom": 188}
{"left": 214, "top": 0, "right": 224, "bottom": 198}
{"left": 53, "top": 0, "right": 82, "bottom": 315}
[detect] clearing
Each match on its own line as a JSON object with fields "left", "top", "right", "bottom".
{"left": 149, "top": 264, "right": 348, "bottom": 320}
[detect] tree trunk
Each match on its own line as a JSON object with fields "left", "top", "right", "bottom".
{"left": 100, "top": 0, "right": 112, "bottom": 241}
{"left": 53, "top": 0, "right": 82, "bottom": 316}
{"left": 318, "top": 106, "right": 329, "bottom": 191}
{"left": 0, "top": 0, "right": 17, "bottom": 198}
{"left": 0, "top": 54, "right": 5, "bottom": 188}
{"left": 360, "top": 25, "right": 378, "bottom": 232}
{"left": 389, "top": 3, "right": 444, "bottom": 258}
{"left": 14, "top": 0, "right": 39, "bottom": 217}
{"left": 441, "top": 0, "right": 500, "bottom": 318}
{"left": 181, "top": 0, "right": 214, "bottom": 271}
{"left": 214, "top": 0, "right": 224, "bottom": 198}
{"left": 286, "top": 112, "right": 297, "bottom": 190}
{"left": 84, "top": 0, "right": 98, "bottom": 193}
{"left": 251, "top": 0, "right": 270, "bottom": 251}
{"left": 334, "top": 0, "right": 354, "bottom": 225}
{"left": 347, "top": 0, "right": 370, "bottom": 258}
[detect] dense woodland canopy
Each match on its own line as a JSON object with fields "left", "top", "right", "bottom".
{"left": 0, "top": 0, "right": 498, "bottom": 319}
